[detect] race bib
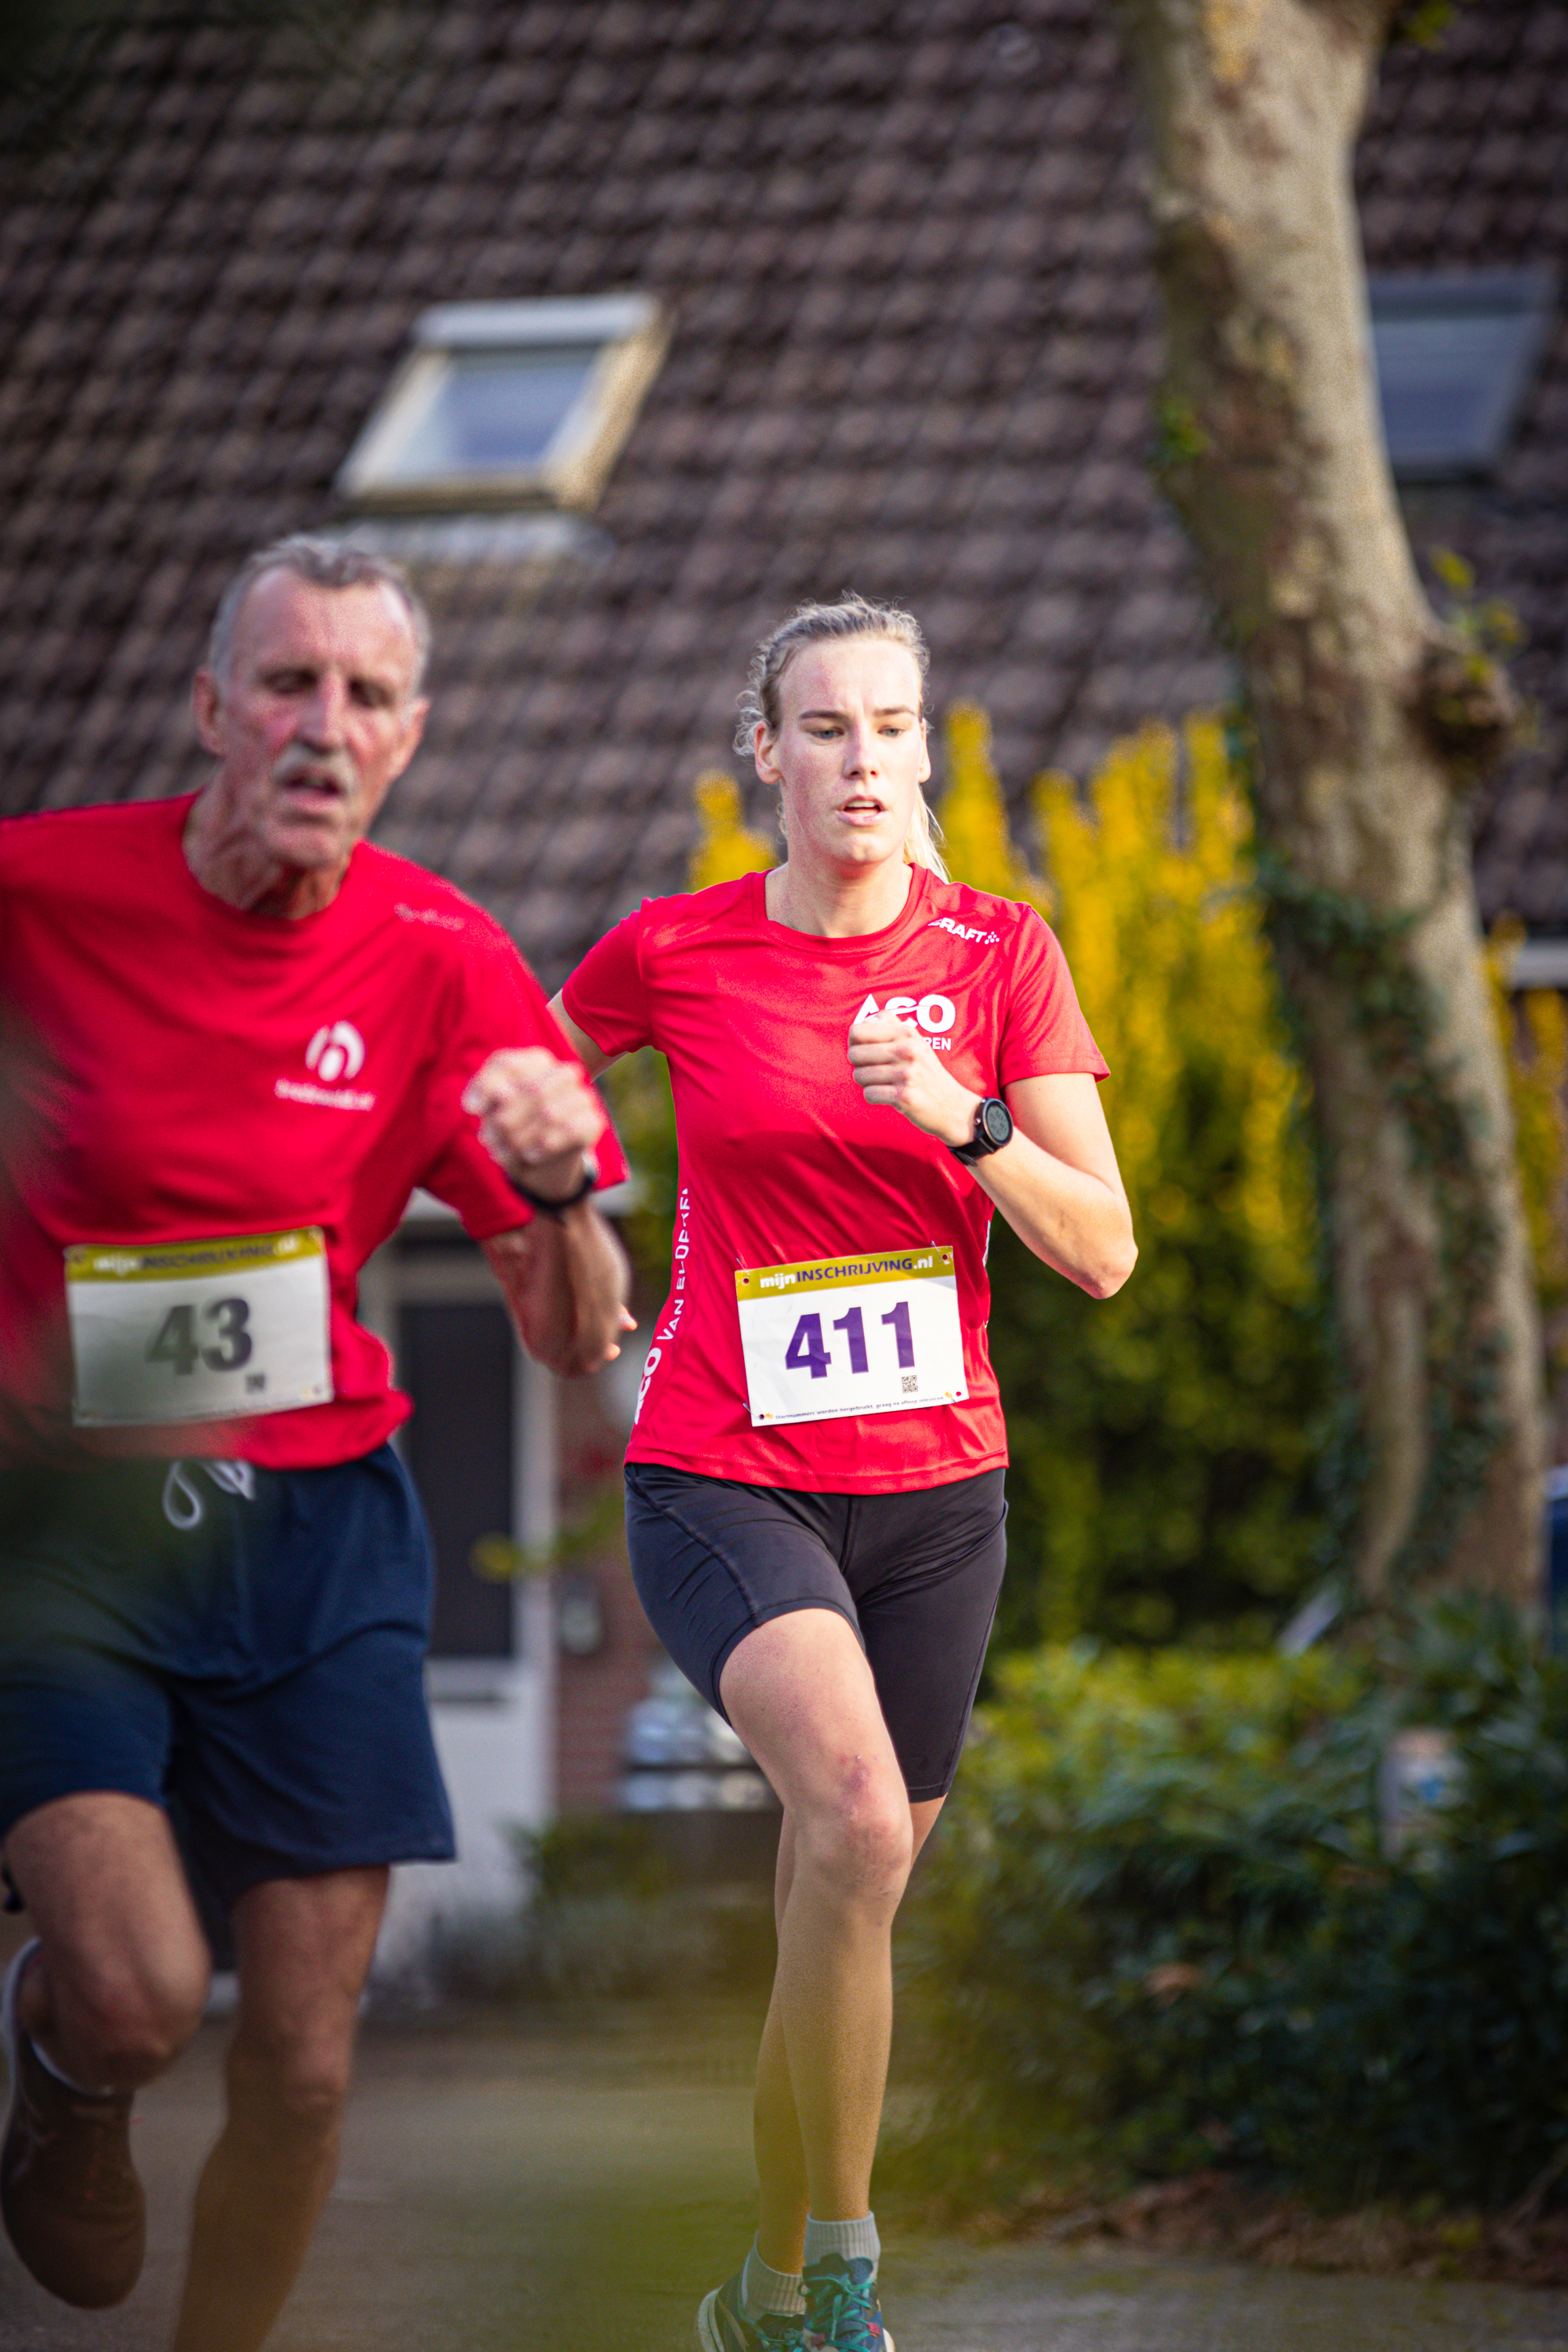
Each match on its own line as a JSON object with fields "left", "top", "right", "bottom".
{"left": 735, "top": 1247, "right": 968, "bottom": 1428}
{"left": 66, "top": 1229, "right": 332, "bottom": 1428}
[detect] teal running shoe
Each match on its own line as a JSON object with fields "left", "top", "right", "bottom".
{"left": 696, "top": 2269, "right": 801, "bottom": 2352}
{"left": 802, "top": 2254, "right": 890, "bottom": 2352}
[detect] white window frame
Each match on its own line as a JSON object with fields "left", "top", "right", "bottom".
{"left": 337, "top": 292, "right": 668, "bottom": 514}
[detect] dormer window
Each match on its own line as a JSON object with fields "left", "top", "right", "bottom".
{"left": 338, "top": 294, "right": 667, "bottom": 513}
{"left": 1369, "top": 267, "right": 1556, "bottom": 482}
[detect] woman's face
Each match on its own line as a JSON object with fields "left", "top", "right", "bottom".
{"left": 755, "top": 637, "right": 931, "bottom": 877}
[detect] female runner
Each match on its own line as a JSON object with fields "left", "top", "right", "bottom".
{"left": 551, "top": 594, "right": 1135, "bottom": 2352}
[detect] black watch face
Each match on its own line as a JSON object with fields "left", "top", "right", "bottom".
{"left": 980, "top": 1098, "right": 1012, "bottom": 1149}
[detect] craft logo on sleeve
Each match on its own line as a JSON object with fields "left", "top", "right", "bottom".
{"left": 852, "top": 990, "right": 958, "bottom": 1052}
{"left": 274, "top": 1019, "right": 376, "bottom": 1112}
{"left": 926, "top": 916, "right": 1000, "bottom": 946}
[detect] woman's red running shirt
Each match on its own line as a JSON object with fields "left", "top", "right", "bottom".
{"left": 563, "top": 865, "right": 1107, "bottom": 1494}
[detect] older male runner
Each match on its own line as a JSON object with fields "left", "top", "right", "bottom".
{"left": 0, "top": 536, "right": 631, "bottom": 2350}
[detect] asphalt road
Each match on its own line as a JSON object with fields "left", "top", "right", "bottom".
{"left": 2, "top": 2008, "right": 1568, "bottom": 2352}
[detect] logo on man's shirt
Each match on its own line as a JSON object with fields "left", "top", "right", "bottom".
{"left": 394, "top": 900, "right": 466, "bottom": 935}
{"left": 852, "top": 991, "right": 957, "bottom": 1052}
{"left": 306, "top": 1022, "right": 366, "bottom": 1085}
{"left": 274, "top": 1018, "right": 376, "bottom": 1112}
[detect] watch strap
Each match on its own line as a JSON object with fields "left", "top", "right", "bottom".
{"left": 951, "top": 1098, "right": 1012, "bottom": 1165}
{"left": 506, "top": 1152, "right": 599, "bottom": 1221}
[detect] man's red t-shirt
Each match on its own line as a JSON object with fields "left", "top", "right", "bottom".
{"left": 0, "top": 794, "right": 625, "bottom": 1467}
{"left": 562, "top": 864, "right": 1107, "bottom": 1494}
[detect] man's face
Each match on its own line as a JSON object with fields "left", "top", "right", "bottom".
{"left": 193, "top": 570, "right": 428, "bottom": 876}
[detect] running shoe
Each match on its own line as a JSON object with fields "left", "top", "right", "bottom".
{"left": 696, "top": 2267, "right": 802, "bottom": 2352}
{"left": 802, "top": 2252, "right": 889, "bottom": 2352}
{"left": 0, "top": 1938, "right": 145, "bottom": 2307}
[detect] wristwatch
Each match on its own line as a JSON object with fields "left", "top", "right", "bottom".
{"left": 951, "top": 1098, "right": 1013, "bottom": 1164}
{"left": 506, "top": 1150, "right": 599, "bottom": 1221}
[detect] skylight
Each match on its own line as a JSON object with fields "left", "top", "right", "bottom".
{"left": 338, "top": 295, "right": 667, "bottom": 512}
{"left": 1368, "top": 267, "right": 1556, "bottom": 482}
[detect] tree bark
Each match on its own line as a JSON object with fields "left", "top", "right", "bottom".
{"left": 1109, "top": 0, "right": 1544, "bottom": 1604}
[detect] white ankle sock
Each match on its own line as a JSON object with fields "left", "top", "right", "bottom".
{"left": 804, "top": 2213, "right": 880, "bottom": 2275}
{"left": 27, "top": 2027, "right": 116, "bottom": 2101}
{"left": 8, "top": 1946, "right": 115, "bottom": 2100}
{"left": 742, "top": 2238, "right": 804, "bottom": 2318}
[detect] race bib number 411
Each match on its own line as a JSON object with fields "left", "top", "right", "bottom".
{"left": 66, "top": 1229, "right": 332, "bottom": 1428}
{"left": 735, "top": 1247, "right": 968, "bottom": 1428}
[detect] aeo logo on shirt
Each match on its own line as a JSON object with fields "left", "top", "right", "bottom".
{"left": 853, "top": 992, "right": 956, "bottom": 1052}
{"left": 306, "top": 1021, "right": 366, "bottom": 1085}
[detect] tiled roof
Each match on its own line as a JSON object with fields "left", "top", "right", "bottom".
{"left": 0, "top": 0, "right": 1563, "bottom": 985}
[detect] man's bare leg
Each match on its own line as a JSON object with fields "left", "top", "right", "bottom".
{"left": 5, "top": 1792, "right": 210, "bottom": 2092}
{"left": 172, "top": 1865, "right": 387, "bottom": 2352}
{"left": 1, "top": 1794, "right": 209, "bottom": 2307}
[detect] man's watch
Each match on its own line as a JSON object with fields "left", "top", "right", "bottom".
{"left": 951, "top": 1098, "right": 1013, "bottom": 1165}
{"left": 506, "top": 1150, "right": 598, "bottom": 1221}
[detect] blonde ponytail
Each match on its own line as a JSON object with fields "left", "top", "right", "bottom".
{"left": 902, "top": 786, "right": 949, "bottom": 880}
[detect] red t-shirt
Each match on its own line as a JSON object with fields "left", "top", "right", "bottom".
{"left": 563, "top": 864, "right": 1107, "bottom": 1494}
{"left": 0, "top": 794, "right": 625, "bottom": 1467}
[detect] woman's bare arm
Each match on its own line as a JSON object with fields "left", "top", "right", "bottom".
{"left": 847, "top": 1016, "right": 1136, "bottom": 1298}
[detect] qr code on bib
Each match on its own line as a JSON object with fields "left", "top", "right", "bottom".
{"left": 902, "top": 1374, "right": 917, "bottom": 1392}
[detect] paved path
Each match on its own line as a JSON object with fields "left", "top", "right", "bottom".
{"left": 3, "top": 2011, "right": 1567, "bottom": 2350}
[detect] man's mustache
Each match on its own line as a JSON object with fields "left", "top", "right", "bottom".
{"left": 271, "top": 743, "right": 359, "bottom": 793}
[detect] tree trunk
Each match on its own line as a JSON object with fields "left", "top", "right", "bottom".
{"left": 1109, "top": 0, "right": 1544, "bottom": 1605}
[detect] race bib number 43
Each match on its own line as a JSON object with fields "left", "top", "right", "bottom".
{"left": 735, "top": 1248, "right": 968, "bottom": 1428}
{"left": 66, "top": 1229, "right": 332, "bottom": 1428}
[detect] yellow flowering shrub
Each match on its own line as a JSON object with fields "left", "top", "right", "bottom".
{"left": 937, "top": 708, "right": 1326, "bottom": 1645}
{"left": 1483, "top": 918, "right": 1568, "bottom": 1326}
{"left": 688, "top": 771, "right": 775, "bottom": 890}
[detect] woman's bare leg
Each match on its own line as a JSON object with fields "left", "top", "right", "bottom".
{"left": 721, "top": 1608, "right": 942, "bottom": 2237}
{"left": 752, "top": 1796, "right": 944, "bottom": 2270}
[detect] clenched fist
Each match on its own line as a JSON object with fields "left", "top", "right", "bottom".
{"left": 848, "top": 1014, "right": 979, "bottom": 1149}
{"left": 462, "top": 1048, "right": 608, "bottom": 1201}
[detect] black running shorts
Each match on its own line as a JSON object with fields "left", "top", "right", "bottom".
{"left": 623, "top": 1462, "right": 1007, "bottom": 1802}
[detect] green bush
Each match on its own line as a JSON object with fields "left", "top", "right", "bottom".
{"left": 901, "top": 1604, "right": 1568, "bottom": 2212}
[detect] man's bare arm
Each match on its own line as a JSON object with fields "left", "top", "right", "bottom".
{"left": 481, "top": 1212, "right": 632, "bottom": 1378}
{"left": 461, "top": 1044, "right": 635, "bottom": 1375}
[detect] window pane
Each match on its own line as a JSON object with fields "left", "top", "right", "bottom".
{"left": 1372, "top": 313, "right": 1529, "bottom": 475}
{"left": 381, "top": 346, "right": 599, "bottom": 483}
{"left": 1368, "top": 272, "right": 1556, "bottom": 481}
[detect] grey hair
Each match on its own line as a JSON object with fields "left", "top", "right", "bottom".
{"left": 205, "top": 535, "right": 432, "bottom": 692}
{"left": 734, "top": 592, "right": 948, "bottom": 878}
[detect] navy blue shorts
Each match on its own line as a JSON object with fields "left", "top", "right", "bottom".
{"left": 0, "top": 1445, "right": 454, "bottom": 1912}
{"left": 624, "top": 1463, "right": 1007, "bottom": 1803}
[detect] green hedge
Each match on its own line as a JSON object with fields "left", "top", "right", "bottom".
{"left": 900, "top": 1604, "right": 1568, "bottom": 2212}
